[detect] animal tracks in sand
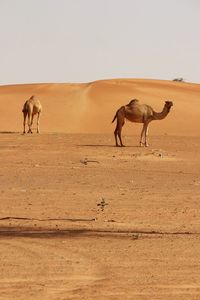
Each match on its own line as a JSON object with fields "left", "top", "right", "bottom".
{"left": 111, "top": 149, "right": 179, "bottom": 163}
{"left": 134, "top": 150, "right": 179, "bottom": 161}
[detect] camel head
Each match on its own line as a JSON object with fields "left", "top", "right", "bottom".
{"left": 165, "top": 101, "right": 173, "bottom": 112}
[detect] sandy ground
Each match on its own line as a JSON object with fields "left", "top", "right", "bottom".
{"left": 1, "top": 132, "right": 200, "bottom": 299}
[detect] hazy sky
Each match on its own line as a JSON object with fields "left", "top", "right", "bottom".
{"left": 0, "top": 0, "right": 200, "bottom": 84}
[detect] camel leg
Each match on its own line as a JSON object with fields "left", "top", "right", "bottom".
{"left": 113, "top": 109, "right": 125, "bottom": 147}
{"left": 30, "top": 114, "right": 34, "bottom": 133}
{"left": 117, "top": 120, "right": 125, "bottom": 147}
{"left": 140, "top": 123, "right": 146, "bottom": 146}
{"left": 114, "top": 121, "right": 122, "bottom": 147}
{"left": 23, "top": 112, "right": 27, "bottom": 134}
{"left": 36, "top": 112, "right": 40, "bottom": 133}
{"left": 27, "top": 112, "right": 33, "bottom": 133}
{"left": 114, "top": 125, "right": 119, "bottom": 147}
{"left": 144, "top": 123, "right": 150, "bottom": 147}
{"left": 114, "top": 121, "right": 125, "bottom": 147}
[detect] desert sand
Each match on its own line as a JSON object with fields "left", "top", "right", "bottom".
{"left": 0, "top": 79, "right": 200, "bottom": 299}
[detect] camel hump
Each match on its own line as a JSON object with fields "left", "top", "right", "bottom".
{"left": 126, "top": 99, "right": 139, "bottom": 106}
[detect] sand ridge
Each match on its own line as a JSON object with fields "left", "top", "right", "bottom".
{"left": 0, "top": 79, "right": 200, "bottom": 136}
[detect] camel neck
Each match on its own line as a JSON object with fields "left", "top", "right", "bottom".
{"left": 153, "top": 105, "right": 170, "bottom": 120}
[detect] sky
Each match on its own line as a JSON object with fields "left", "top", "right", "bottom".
{"left": 0, "top": 0, "right": 200, "bottom": 85}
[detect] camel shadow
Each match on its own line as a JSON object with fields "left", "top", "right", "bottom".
{"left": 0, "top": 131, "right": 19, "bottom": 134}
{"left": 78, "top": 144, "right": 140, "bottom": 148}
{"left": 78, "top": 144, "right": 115, "bottom": 148}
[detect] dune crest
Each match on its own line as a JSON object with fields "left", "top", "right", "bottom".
{"left": 0, "top": 79, "right": 200, "bottom": 135}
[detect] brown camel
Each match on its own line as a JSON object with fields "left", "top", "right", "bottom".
{"left": 22, "top": 95, "right": 42, "bottom": 134}
{"left": 112, "top": 99, "right": 173, "bottom": 147}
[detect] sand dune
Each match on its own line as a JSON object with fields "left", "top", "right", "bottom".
{"left": 0, "top": 79, "right": 200, "bottom": 135}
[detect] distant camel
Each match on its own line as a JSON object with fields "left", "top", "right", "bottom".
{"left": 22, "top": 95, "right": 42, "bottom": 134}
{"left": 112, "top": 99, "right": 173, "bottom": 147}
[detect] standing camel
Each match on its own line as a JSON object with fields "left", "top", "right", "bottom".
{"left": 22, "top": 95, "right": 42, "bottom": 134}
{"left": 112, "top": 99, "right": 173, "bottom": 147}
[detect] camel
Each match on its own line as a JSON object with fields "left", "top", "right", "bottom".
{"left": 22, "top": 95, "right": 42, "bottom": 134}
{"left": 112, "top": 99, "right": 173, "bottom": 147}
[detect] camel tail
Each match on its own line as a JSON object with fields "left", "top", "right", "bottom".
{"left": 112, "top": 111, "right": 118, "bottom": 123}
{"left": 112, "top": 106, "right": 124, "bottom": 123}
{"left": 22, "top": 100, "right": 28, "bottom": 113}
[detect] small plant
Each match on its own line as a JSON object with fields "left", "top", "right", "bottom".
{"left": 97, "top": 197, "right": 108, "bottom": 211}
{"left": 132, "top": 233, "right": 139, "bottom": 240}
